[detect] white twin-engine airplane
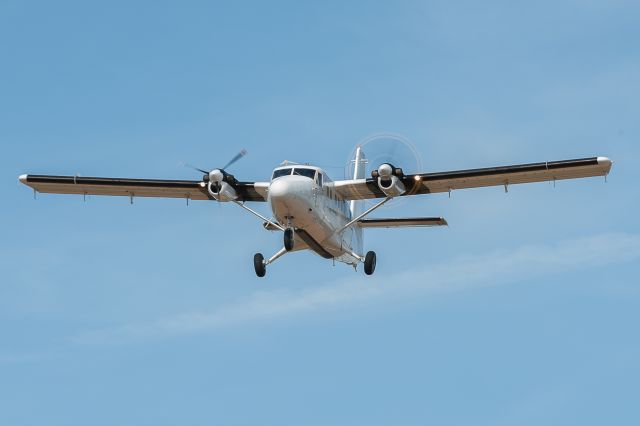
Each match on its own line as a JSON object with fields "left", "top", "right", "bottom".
{"left": 19, "top": 147, "right": 612, "bottom": 277}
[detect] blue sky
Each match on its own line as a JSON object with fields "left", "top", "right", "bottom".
{"left": 1, "top": 1, "right": 639, "bottom": 424}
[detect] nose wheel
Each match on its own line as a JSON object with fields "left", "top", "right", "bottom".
{"left": 364, "top": 251, "right": 377, "bottom": 275}
{"left": 254, "top": 253, "right": 266, "bottom": 277}
{"left": 284, "top": 228, "right": 295, "bottom": 251}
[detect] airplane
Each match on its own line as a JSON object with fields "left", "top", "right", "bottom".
{"left": 18, "top": 147, "right": 613, "bottom": 277}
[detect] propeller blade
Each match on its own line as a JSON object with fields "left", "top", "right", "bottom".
{"left": 180, "top": 162, "right": 209, "bottom": 175}
{"left": 222, "top": 149, "right": 248, "bottom": 170}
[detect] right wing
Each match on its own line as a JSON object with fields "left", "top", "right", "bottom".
{"left": 332, "top": 157, "right": 613, "bottom": 200}
{"left": 19, "top": 174, "right": 269, "bottom": 202}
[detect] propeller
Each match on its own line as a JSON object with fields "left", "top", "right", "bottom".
{"left": 181, "top": 149, "right": 248, "bottom": 183}
{"left": 346, "top": 134, "right": 422, "bottom": 208}
{"left": 181, "top": 162, "right": 208, "bottom": 175}
{"left": 222, "top": 149, "right": 248, "bottom": 170}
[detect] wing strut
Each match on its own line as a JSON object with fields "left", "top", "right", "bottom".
{"left": 232, "top": 201, "right": 285, "bottom": 231}
{"left": 339, "top": 196, "right": 393, "bottom": 233}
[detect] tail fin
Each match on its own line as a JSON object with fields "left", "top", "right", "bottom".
{"left": 350, "top": 146, "right": 366, "bottom": 255}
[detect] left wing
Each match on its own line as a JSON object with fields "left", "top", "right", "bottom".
{"left": 332, "top": 157, "right": 612, "bottom": 200}
{"left": 19, "top": 174, "right": 269, "bottom": 202}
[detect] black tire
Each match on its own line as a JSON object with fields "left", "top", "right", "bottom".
{"left": 364, "top": 251, "right": 377, "bottom": 275}
{"left": 284, "top": 228, "right": 294, "bottom": 251}
{"left": 254, "top": 253, "right": 266, "bottom": 277}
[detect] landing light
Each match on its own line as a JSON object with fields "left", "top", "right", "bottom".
{"left": 414, "top": 175, "right": 421, "bottom": 181}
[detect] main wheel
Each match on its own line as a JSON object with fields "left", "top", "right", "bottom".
{"left": 254, "top": 253, "right": 266, "bottom": 277}
{"left": 364, "top": 251, "right": 377, "bottom": 275}
{"left": 284, "top": 228, "right": 295, "bottom": 251}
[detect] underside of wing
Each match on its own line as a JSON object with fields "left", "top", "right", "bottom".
{"left": 358, "top": 217, "right": 448, "bottom": 228}
{"left": 332, "top": 157, "right": 612, "bottom": 200}
{"left": 19, "top": 175, "right": 268, "bottom": 202}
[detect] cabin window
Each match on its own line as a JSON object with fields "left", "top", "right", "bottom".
{"left": 292, "top": 168, "right": 316, "bottom": 180}
{"left": 272, "top": 168, "right": 293, "bottom": 180}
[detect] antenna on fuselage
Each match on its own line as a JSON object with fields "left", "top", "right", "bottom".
{"left": 280, "top": 160, "right": 301, "bottom": 166}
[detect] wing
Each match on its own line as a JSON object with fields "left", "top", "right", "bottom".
{"left": 19, "top": 174, "right": 269, "bottom": 202}
{"left": 332, "top": 157, "right": 613, "bottom": 200}
{"left": 358, "top": 217, "right": 448, "bottom": 228}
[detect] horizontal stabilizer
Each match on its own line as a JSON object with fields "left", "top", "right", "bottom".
{"left": 358, "top": 217, "right": 448, "bottom": 228}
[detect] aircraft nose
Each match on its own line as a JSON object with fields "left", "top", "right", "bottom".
{"left": 269, "top": 176, "right": 314, "bottom": 201}
{"left": 269, "top": 176, "right": 315, "bottom": 226}
{"left": 268, "top": 177, "right": 290, "bottom": 201}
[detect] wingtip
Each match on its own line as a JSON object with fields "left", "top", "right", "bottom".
{"left": 18, "top": 174, "right": 28, "bottom": 184}
{"left": 596, "top": 157, "right": 613, "bottom": 174}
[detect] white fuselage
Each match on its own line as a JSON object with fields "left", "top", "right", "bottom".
{"left": 268, "top": 165, "right": 362, "bottom": 266}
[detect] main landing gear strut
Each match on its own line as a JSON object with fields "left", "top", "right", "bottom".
{"left": 254, "top": 246, "right": 288, "bottom": 278}
{"left": 254, "top": 228, "right": 295, "bottom": 277}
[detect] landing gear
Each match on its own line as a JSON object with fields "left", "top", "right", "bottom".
{"left": 364, "top": 251, "right": 377, "bottom": 275}
{"left": 284, "top": 228, "right": 295, "bottom": 251}
{"left": 254, "top": 247, "right": 288, "bottom": 277}
{"left": 254, "top": 253, "right": 266, "bottom": 277}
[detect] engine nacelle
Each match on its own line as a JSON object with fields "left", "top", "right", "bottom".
{"left": 208, "top": 180, "right": 238, "bottom": 201}
{"left": 373, "top": 163, "right": 406, "bottom": 197}
{"left": 377, "top": 174, "right": 406, "bottom": 197}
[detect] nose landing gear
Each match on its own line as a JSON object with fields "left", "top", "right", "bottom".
{"left": 284, "top": 228, "right": 295, "bottom": 251}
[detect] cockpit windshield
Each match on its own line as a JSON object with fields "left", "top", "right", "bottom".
{"left": 271, "top": 167, "right": 317, "bottom": 181}
{"left": 272, "top": 168, "right": 292, "bottom": 180}
{"left": 292, "top": 168, "right": 316, "bottom": 179}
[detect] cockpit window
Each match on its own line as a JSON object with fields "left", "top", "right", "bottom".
{"left": 272, "top": 168, "right": 292, "bottom": 180}
{"left": 292, "top": 168, "right": 316, "bottom": 179}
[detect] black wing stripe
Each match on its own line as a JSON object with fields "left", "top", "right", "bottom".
{"left": 417, "top": 157, "right": 599, "bottom": 181}
{"left": 22, "top": 175, "right": 266, "bottom": 202}
{"left": 25, "top": 175, "right": 203, "bottom": 188}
